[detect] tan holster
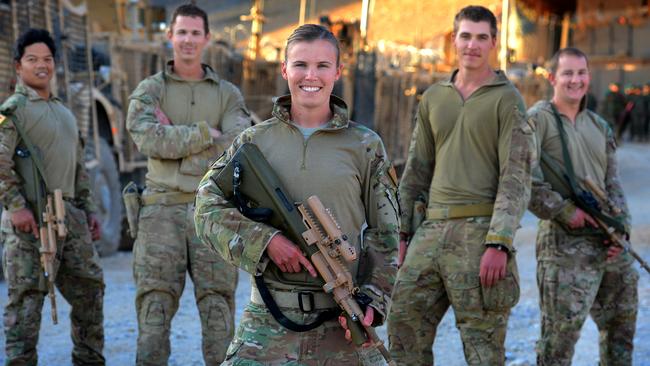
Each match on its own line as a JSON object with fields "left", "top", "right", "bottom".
{"left": 122, "top": 181, "right": 141, "bottom": 239}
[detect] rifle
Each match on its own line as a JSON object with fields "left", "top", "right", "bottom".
{"left": 4, "top": 103, "right": 67, "bottom": 324}
{"left": 38, "top": 189, "right": 67, "bottom": 324}
{"left": 213, "top": 143, "right": 395, "bottom": 365}
{"left": 297, "top": 196, "right": 394, "bottom": 364}
{"left": 583, "top": 176, "right": 650, "bottom": 274}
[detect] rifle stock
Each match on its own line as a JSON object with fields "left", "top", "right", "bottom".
{"left": 39, "top": 189, "right": 67, "bottom": 324}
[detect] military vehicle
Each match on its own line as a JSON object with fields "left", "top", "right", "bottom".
{"left": 1, "top": 0, "right": 123, "bottom": 258}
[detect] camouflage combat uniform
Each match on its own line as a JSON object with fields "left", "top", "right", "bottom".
{"left": 0, "top": 84, "right": 105, "bottom": 365}
{"left": 194, "top": 95, "right": 400, "bottom": 365}
{"left": 387, "top": 70, "right": 534, "bottom": 365}
{"left": 126, "top": 61, "right": 250, "bottom": 365}
{"left": 528, "top": 100, "right": 638, "bottom": 366}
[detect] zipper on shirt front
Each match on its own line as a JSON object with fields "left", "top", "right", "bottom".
{"left": 299, "top": 129, "right": 323, "bottom": 170}
{"left": 301, "top": 140, "right": 308, "bottom": 170}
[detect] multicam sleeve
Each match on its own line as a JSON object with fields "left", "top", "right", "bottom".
{"left": 527, "top": 109, "right": 576, "bottom": 224}
{"left": 603, "top": 126, "right": 631, "bottom": 230}
{"left": 126, "top": 77, "right": 214, "bottom": 159}
{"left": 398, "top": 92, "right": 435, "bottom": 237}
{"left": 0, "top": 111, "right": 27, "bottom": 212}
{"left": 74, "top": 136, "right": 97, "bottom": 214}
{"left": 213, "top": 82, "right": 252, "bottom": 153}
{"left": 485, "top": 100, "right": 534, "bottom": 252}
{"left": 194, "top": 130, "right": 280, "bottom": 275}
{"left": 358, "top": 136, "right": 400, "bottom": 324}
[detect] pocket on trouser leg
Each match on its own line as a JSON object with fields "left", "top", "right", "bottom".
{"left": 447, "top": 272, "right": 483, "bottom": 311}
{"left": 481, "top": 272, "right": 520, "bottom": 311}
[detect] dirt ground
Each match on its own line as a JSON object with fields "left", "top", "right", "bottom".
{"left": 1, "top": 143, "right": 649, "bottom": 365}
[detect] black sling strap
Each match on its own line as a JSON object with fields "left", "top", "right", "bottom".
{"left": 231, "top": 162, "right": 338, "bottom": 332}
{"left": 253, "top": 275, "right": 338, "bottom": 332}
{"left": 549, "top": 103, "right": 626, "bottom": 233}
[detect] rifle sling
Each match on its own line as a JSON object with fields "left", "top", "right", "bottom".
{"left": 9, "top": 113, "right": 49, "bottom": 189}
{"left": 549, "top": 104, "right": 625, "bottom": 233}
{"left": 254, "top": 275, "right": 338, "bottom": 332}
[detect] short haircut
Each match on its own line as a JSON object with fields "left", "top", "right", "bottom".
{"left": 548, "top": 47, "right": 589, "bottom": 75}
{"left": 14, "top": 28, "right": 56, "bottom": 62}
{"left": 453, "top": 5, "right": 498, "bottom": 38}
{"left": 170, "top": 3, "right": 209, "bottom": 35}
{"left": 285, "top": 24, "right": 340, "bottom": 66}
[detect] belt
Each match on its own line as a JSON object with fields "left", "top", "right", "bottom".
{"left": 250, "top": 286, "right": 337, "bottom": 312}
{"left": 140, "top": 191, "right": 195, "bottom": 206}
{"left": 427, "top": 203, "right": 494, "bottom": 220}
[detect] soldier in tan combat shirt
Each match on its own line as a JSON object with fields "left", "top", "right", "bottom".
{"left": 386, "top": 6, "right": 534, "bottom": 365}
{"left": 1, "top": 29, "right": 105, "bottom": 365}
{"left": 528, "top": 47, "right": 638, "bottom": 366}
{"left": 194, "top": 24, "right": 399, "bottom": 365}
{"left": 126, "top": 4, "right": 250, "bottom": 365}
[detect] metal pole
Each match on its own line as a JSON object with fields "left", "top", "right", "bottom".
{"left": 499, "top": 0, "right": 510, "bottom": 72}
{"left": 241, "top": 0, "right": 265, "bottom": 60}
{"left": 299, "top": 0, "right": 307, "bottom": 25}
{"left": 360, "top": 0, "right": 370, "bottom": 48}
{"left": 560, "top": 12, "right": 570, "bottom": 49}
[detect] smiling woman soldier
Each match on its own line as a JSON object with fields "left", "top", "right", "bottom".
{"left": 194, "top": 24, "right": 400, "bottom": 365}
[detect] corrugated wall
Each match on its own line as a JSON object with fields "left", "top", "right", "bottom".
{"left": 0, "top": 1, "right": 15, "bottom": 102}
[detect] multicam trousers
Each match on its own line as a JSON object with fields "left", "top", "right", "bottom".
{"left": 133, "top": 201, "right": 237, "bottom": 365}
{"left": 222, "top": 300, "right": 386, "bottom": 365}
{"left": 2, "top": 203, "right": 105, "bottom": 365}
{"left": 387, "top": 216, "right": 519, "bottom": 366}
{"left": 535, "top": 220, "right": 639, "bottom": 366}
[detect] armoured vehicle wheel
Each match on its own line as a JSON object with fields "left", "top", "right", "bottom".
{"left": 90, "top": 138, "right": 123, "bottom": 256}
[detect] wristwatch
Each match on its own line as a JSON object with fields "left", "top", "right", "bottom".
{"left": 486, "top": 243, "right": 509, "bottom": 253}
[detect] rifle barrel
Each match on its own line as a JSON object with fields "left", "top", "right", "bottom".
{"left": 595, "top": 217, "right": 650, "bottom": 274}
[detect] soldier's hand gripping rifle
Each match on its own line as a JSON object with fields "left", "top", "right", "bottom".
{"left": 38, "top": 189, "right": 67, "bottom": 324}
{"left": 213, "top": 143, "right": 395, "bottom": 365}
{"left": 583, "top": 176, "right": 650, "bottom": 274}
{"left": 297, "top": 196, "right": 394, "bottom": 365}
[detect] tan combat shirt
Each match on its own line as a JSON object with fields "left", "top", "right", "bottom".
{"left": 0, "top": 84, "right": 94, "bottom": 212}
{"left": 127, "top": 61, "right": 251, "bottom": 193}
{"left": 527, "top": 100, "right": 630, "bottom": 227}
{"left": 399, "top": 70, "right": 534, "bottom": 250}
{"left": 195, "top": 96, "right": 400, "bottom": 319}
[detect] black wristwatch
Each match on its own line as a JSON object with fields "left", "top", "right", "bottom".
{"left": 486, "top": 243, "right": 509, "bottom": 253}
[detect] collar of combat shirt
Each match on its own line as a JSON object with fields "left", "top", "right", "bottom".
{"left": 163, "top": 60, "right": 221, "bottom": 84}
{"left": 439, "top": 69, "right": 509, "bottom": 90}
{"left": 15, "top": 83, "right": 62, "bottom": 103}
{"left": 271, "top": 94, "right": 350, "bottom": 130}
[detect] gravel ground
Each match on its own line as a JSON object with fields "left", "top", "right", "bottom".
{"left": 1, "top": 143, "right": 650, "bottom": 365}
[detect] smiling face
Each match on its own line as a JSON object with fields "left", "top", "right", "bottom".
{"left": 281, "top": 39, "right": 342, "bottom": 111}
{"left": 167, "top": 15, "right": 209, "bottom": 63}
{"left": 453, "top": 20, "right": 496, "bottom": 71}
{"left": 550, "top": 54, "right": 590, "bottom": 105}
{"left": 15, "top": 42, "right": 54, "bottom": 96}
